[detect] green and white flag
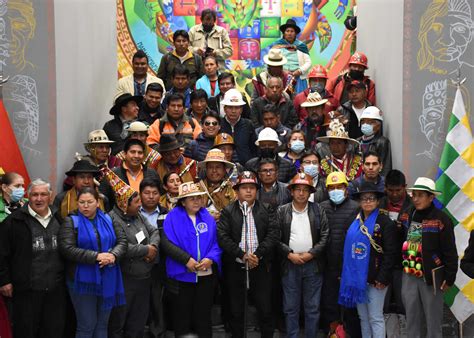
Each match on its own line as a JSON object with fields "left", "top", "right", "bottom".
{"left": 435, "top": 86, "right": 474, "bottom": 324}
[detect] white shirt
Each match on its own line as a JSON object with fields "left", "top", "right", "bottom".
{"left": 289, "top": 203, "right": 313, "bottom": 253}
{"left": 352, "top": 104, "right": 366, "bottom": 122}
{"left": 28, "top": 205, "right": 52, "bottom": 229}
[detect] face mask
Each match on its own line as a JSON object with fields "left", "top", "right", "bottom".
{"left": 260, "top": 148, "right": 276, "bottom": 159}
{"left": 310, "top": 114, "right": 324, "bottom": 125}
{"left": 329, "top": 189, "right": 345, "bottom": 205}
{"left": 361, "top": 123, "right": 374, "bottom": 136}
{"left": 203, "top": 24, "right": 213, "bottom": 32}
{"left": 303, "top": 164, "right": 319, "bottom": 178}
{"left": 10, "top": 187, "right": 25, "bottom": 203}
{"left": 349, "top": 69, "right": 364, "bottom": 80}
{"left": 310, "top": 83, "right": 325, "bottom": 95}
{"left": 290, "top": 140, "right": 305, "bottom": 153}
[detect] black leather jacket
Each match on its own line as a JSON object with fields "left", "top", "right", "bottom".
{"left": 59, "top": 213, "right": 128, "bottom": 282}
{"left": 217, "top": 200, "right": 279, "bottom": 266}
{"left": 277, "top": 202, "right": 329, "bottom": 274}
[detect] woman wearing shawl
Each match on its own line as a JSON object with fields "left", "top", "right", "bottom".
{"left": 272, "top": 19, "right": 312, "bottom": 94}
{"left": 338, "top": 182, "right": 397, "bottom": 338}
{"left": 162, "top": 182, "right": 222, "bottom": 338}
{"left": 59, "top": 187, "right": 127, "bottom": 338}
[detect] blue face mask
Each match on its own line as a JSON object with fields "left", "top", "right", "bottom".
{"left": 10, "top": 187, "right": 25, "bottom": 203}
{"left": 329, "top": 189, "right": 345, "bottom": 205}
{"left": 290, "top": 140, "right": 305, "bottom": 154}
{"left": 303, "top": 164, "right": 319, "bottom": 178}
{"left": 361, "top": 123, "right": 374, "bottom": 136}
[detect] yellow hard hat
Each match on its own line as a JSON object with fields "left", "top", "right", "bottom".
{"left": 326, "top": 172, "right": 348, "bottom": 187}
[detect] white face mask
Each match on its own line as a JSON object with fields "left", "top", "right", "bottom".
{"left": 290, "top": 140, "right": 305, "bottom": 153}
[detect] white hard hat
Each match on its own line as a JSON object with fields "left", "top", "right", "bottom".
{"left": 126, "top": 121, "right": 149, "bottom": 132}
{"left": 360, "top": 106, "right": 383, "bottom": 122}
{"left": 221, "top": 89, "right": 246, "bottom": 106}
{"left": 255, "top": 127, "right": 281, "bottom": 146}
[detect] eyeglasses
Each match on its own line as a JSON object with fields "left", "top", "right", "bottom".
{"left": 360, "top": 196, "right": 378, "bottom": 202}
{"left": 258, "top": 169, "right": 276, "bottom": 174}
{"left": 204, "top": 121, "right": 219, "bottom": 126}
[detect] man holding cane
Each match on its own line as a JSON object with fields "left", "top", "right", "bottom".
{"left": 218, "top": 171, "right": 279, "bottom": 338}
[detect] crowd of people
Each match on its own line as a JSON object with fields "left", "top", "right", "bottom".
{"left": 0, "top": 8, "right": 471, "bottom": 338}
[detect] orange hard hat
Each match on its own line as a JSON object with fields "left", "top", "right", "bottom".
{"left": 349, "top": 52, "right": 368, "bottom": 69}
{"left": 308, "top": 65, "right": 328, "bottom": 79}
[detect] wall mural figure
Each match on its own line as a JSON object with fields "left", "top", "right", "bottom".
{"left": 1, "top": 0, "right": 40, "bottom": 159}
{"left": 417, "top": 79, "right": 447, "bottom": 161}
{"left": 418, "top": 0, "right": 474, "bottom": 75}
{"left": 416, "top": 0, "right": 473, "bottom": 163}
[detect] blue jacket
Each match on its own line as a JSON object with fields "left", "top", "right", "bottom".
{"left": 163, "top": 206, "right": 222, "bottom": 283}
{"left": 184, "top": 133, "right": 215, "bottom": 161}
{"left": 196, "top": 75, "right": 220, "bottom": 98}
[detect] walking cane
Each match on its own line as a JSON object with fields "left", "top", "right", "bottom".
{"left": 242, "top": 201, "right": 250, "bottom": 338}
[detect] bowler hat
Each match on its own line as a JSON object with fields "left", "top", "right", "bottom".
{"left": 280, "top": 19, "right": 301, "bottom": 35}
{"left": 109, "top": 93, "right": 143, "bottom": 115}
{"left": 352, "top": 181, "right": 385, "bottom": 200}
{"left": 156, "top": 134, "right": 183, "bottom": 153}
{"left": 65, "top": 160, "right": 100, "bottom": 177}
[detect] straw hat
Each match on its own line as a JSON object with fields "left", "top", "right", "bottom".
{"left": 177, "top": 182, "right": 206, "bottom": 200}
{"left": 263, "top": 49, "right": 287, "bottom": 67}
{"left": 301, "top": 91, "right": 328, "bottom": 108}
{"left": 316, "top": 120, "right": 359, "bottom": 146}
{"left": 126, "top": 121, "right": 149, "bottom": 133}
{"left": 198, "top": 149, "right": 234, "bottom": 170}
{"left": 407, "top": 177, "right": 442, "bottom": 196}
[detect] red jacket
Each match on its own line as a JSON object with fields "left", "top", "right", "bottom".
{"left": 326, "top": 74, "right": 376, "bottom": 106}
{"left": 293, "top": 89, "right": 340, "bottom": 121}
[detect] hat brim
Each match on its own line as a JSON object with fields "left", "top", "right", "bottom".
{"left": 109, "top": 95, "right": 143, "bottom": 115}
{"left": 280, "top": 24, "right": 301, "bottom": 35}
{"left": 352, "top": 190, "right": 385, "bottom": 200}
{"left": 263, "top": 55, "right": 288, "bottom": 67}
{"left": 233, "top": 182, "right": 259, "bottom": 190}
{"left": 407, "top": 186, "right": 442, "bottom": 196}
{"left": 84, "top": 140, "right": 115, "bottom": 146}
{"left": 176, "top": 191, "right": 207, "bottom": 200}
{"left": 65, "top": 169, "right": 100, "bottom": 177}
{"left": 287, "top": 182, "right": 316, "bottom": 193}
{"left": 156, "top": 141, "right": 184, "bottom": 153}
{"left": 301, "top": 98, "right": 328, "bottom": 107}
{"left": 213, "top": 142, "right": 235, "bottom": 149}
{"left": 255, "top": 139, "right": 282, "bottom": 146}
{"left": 221, "top": 100, "right": 246, "bottom": 106}
{"left": 198, "top": 159, "right": 235, "bottom": 170}
{"left": 316, "top": 135, "right": 360, "bottom": 146}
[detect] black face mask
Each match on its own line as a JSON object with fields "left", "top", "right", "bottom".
{"left": 309, "top": 114, "right": 324, "bottom": 125}
{"left": 349, "top": 69, "right": 364, "bottom": 80}
{"left": 203, "top": 24, "right": 213, "bottom": 32}
{"left": 260, "top": 148, "right": 276, "bottom": 159}
{"left": 310, "top": 83, "right": 326, "bottom": 95}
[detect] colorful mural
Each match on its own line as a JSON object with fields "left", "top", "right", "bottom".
{"left": 117, "top": 0, "right": 356, "bottom": 91}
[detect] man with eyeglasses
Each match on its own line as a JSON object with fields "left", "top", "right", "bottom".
{"left": 257, "top": 158, "right": 291, "bottom": 208}
{"left": 277, "top": 172, "right": 329, "bottom": 338}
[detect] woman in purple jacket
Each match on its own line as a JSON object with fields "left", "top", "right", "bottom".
{"left": 162, "top": 182, "right": 222, "bottom": 337}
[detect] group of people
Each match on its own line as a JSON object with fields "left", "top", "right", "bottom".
{"left": 0, "top": 8, "right": 470, "bottom": 338}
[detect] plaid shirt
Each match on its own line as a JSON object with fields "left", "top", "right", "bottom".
{"left": 239, "top": 201, "right": 258, "bottom": 254}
